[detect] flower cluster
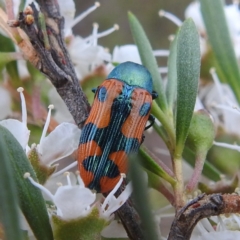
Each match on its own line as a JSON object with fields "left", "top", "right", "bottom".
{"left": 1, "top": 0, "right": 240, "bottom": 239}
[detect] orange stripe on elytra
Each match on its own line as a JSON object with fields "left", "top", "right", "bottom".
{"left": 80, "top": 168, "right": 95, "bottom": 188}
{"left": 98, "top": 151, "right": 127, "bottom": 193}
{"left": 78, "top": 140, "right": 102, "bottom": 188}
{"left": 100, "top": 175, "right": 120, "bottom": 193}
{"left": 108, "top": 151, "right": 128, "bottom": 174}
{"left": 78, "top": 140, "right": 102, "bottom": 163}
{"left": 85, "top": 79, "right": 123, "bottom": 128}
{"left": 121, "top": 88, "right": 152, "bottom": 142}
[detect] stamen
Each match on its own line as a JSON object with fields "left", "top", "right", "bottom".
{"left": 153, "top": 50, "right": 170, "bottom": 57}
{"left": 209, "top": 68, "right": 224, "bottom": 105}
{"left": 17, "top": 87, "right": 27, "bottom": 125}
{"left": 168, "top": 34, "right": 175, "bottom": 42}
{"left": 102, "top": 175, "right": 124, "bottom": 211}
{"left": 76, "top": 171, "right": 85, "bottom": 188}
{"left": 95, "top": 24, "right": 119, "bottom": 39}
{"left": 213, "top": 104, "right": 240, "bottom": 115}
{"left": 232, "top": 214, "right": 240, "bottom": 229}
{"left": 159, "top": 10, "right": 183, "bottom": 27}
{"left": 92, "top": 22, "right": 99, "bottom": 46}
{"left": 84, "top": 24, "right": 119, "bottom": 43}
{"left": 217, "top": 216, "right": 226, "bottom": 231}
{"left": 39, "top": 104, "right": 54, "bottom": 151}
{"left": 103, "top": 181, "right": 133, "bottom": 216}
{"left": 69, "top": 2, "right": 100, "bottom": 29}
{"left": 51, "top": 161, "right": 77, "bottom": 177}
{"left": 200, "top": 218, "right": 215, "bottom": 232}
{"left": 24, "top": 172, "right": 54, "bottom": 201}
{"left": 64, "top": 172, "right": 72, "bottom": 186}
{"left": 213, "top": 141, "right": 240, "bottom": 151}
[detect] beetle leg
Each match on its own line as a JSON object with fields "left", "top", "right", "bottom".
{"left": 152, "top": 91, "right": 158, "bottom": 100}
{"left": 91, "top": 88, "right": 97, "bottom": 93}
{"left": 145, "top": 114, "right": 155, "bottom": 130}
{"left": 141, "top": 135, "right": 145, "bottom": 144}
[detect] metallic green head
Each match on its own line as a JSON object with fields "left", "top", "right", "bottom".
{"left": 107, "top": 61, "right": 153, "bottom": 93}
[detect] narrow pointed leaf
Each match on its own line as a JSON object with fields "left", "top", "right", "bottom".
{"left": 200, "top": 0, "right": 240, "bottom": 103}
{"left": 128, "top": 12, "right": 167, "bottom": 111}
{"left": 0, "top": 125, "right": 53, "bottom": 240}
{"left": 139, "top": 148, "right": 176, "bottom": 186}
{"left": 0, "top": 136, "right": 24, "bottom": 240}
{"left": 175, "top": 19, "right": 200, "bottom": 155}
{"left": 0, "top": 34, "right": 20, "bottom": 82}
{"left": 129, "top": 155, "right": 160, "bottom": 240}
{"left": 166, "top": 34, "right": 178, "bottom": 109}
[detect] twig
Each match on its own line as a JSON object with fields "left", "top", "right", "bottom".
{"left": 168, "top": 193, "right": 240, "bottom": 240}
{"left": 17, "top": 0, "right": 90, "bottom": 127}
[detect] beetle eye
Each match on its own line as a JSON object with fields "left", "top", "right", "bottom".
{"left": 139, "top": 102, "right": 151, "bottom": 116}
{"left": 98, "top": 87, "right": 107, "bottom": 102}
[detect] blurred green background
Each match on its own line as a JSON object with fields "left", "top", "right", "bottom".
{"left": 74, "top": 0, "right": 192, "bottom": 52}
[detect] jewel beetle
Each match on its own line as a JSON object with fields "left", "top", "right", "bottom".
{"left": 78, "top": 61, "right": 157, "bottom": 193}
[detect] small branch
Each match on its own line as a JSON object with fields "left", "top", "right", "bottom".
{"left": 16, "top": 0, "right": 90, "bottom": 127}
{"left": 117, "top": 199, "right": 144, "bottom": 240}
{"left": 172, "top": 156, "right": 185, "bottom": 210}
{"left": 168, "top": 193, "right": 240, "bottom": 240}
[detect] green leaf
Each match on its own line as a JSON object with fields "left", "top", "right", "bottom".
{"left": 128, "top": 12, "right": 168, "bottom": 112}
{"left": 0, "top": 125, "right": 53, "bottom": 240}
{"left": 129, "top": 155, "right": 160, "bottom": 240}
{"left": 19, "top": 0, "right": 27, "bottom": 12}
{"left": 0, "top": 133, "right": 24, "bottom": 240}
{"left": 175, "top": 19, "right": 200, "bottom": 156}
{"left": 166, "top": 33, "right": 178, "bottom": 110}
{"left": 0, "top": 52, "right": 20, "bottom": 73}
{"left": 183, "top": 146, "right": 221, "bottom": 181}
{"left": 200, "top": 0, "right": 240, "bottom": 103}
{"left": 139, "top": 148, "right": 176, "bottom": 186}
{"left": 0, "top": 34, "right": 20, "bottom": 82}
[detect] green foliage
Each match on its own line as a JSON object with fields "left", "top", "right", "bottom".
{"left": 0, "top": 130, "right": 24, "bottom": 240}
{"left": 52, "top": 208, "right": 108, "bottom": 240}
{"left": 200, "top": 0, "right": 240, "bottom": 102}
{"left": 128, "top": 155, "right": 160, "bottom": 240}
{"left": 128, "top": 12, "right": 168, "bottom": 112}
{"left": 139, "top": 148, "right": 176, "bottom": 186}
{"left": 0, "top": 125, "right": 53, "bottom": 240}
{"left": 0, "top": 34, "right": 20, "bottom": 82}
{"left": 175, "top": 19, "right": 200, "bottom": 156}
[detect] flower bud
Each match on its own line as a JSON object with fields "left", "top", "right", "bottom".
{"left": 186, "top": 109, "right": 215, "bottom": 192}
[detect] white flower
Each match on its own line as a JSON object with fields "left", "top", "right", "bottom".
{"left": 58, "top": 1, "right": 119, "bottom": 79}
{"left": 0, "top": 87, "right": 81, "bottom": 175}
{"left": 25, "top": 172, "right": 96, "bottom": 219}
{"left": 199, "top": 68, "right": 240, "bottom": 135}
{"left": 191, "top": 214, "right": 240, "bottom": 240}
{"left": 112, "top": 45, "right": 142, "bottom": 64}
{"left": 185, "top": 1, "right": 240, "bottom": 58}
{"left": 25, "top": 172, "right": 133, "bottom": 220}
{"left": 30, "top": 103, "right": 81, "bottom": 176}
{"left": 99, "top": 174, "right": 132, "bottom": 219}
{"left": 68, "top": 21, "right": 118, "bottom": 80}
{"left": 0, "top": 87, "right": 30, "bottom": 149}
